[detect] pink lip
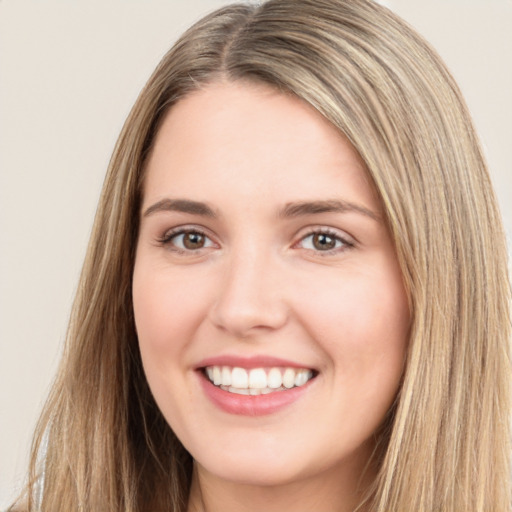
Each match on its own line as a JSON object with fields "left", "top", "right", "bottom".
{"left": 196, "top": 354, "right": 312, "bottom": 370}
{"left": 198, "top": 372, "right": 314, "bottom": 416}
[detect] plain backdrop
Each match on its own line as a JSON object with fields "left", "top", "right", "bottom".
{"left": 1, "top": 0, "right": 511, "bottom": 507}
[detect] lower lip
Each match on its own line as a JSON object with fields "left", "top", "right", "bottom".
{"left": 198, "top": 372, "right": 314, "bottom": 416}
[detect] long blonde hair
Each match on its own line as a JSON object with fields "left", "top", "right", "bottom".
{"left": 15, "top": 1, "right": 511, "bottom": 511}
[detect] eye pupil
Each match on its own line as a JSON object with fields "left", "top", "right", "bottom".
{"left": 313, "top": 233, "right": 336, "bottom": 250}
{"left": 183, "top": 232, "right": 205, "bottom": 249}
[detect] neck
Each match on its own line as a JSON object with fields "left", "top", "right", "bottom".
{"left": 186, "top": 458, "right": 375, "bottom": 512}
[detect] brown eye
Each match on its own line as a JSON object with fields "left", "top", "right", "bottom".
{"left": 165, "top": 230, "right": 214, "bottom": 251}
{"left": 312, "top": 233, "right": 337, "bottom": 250}
{"left": 297, "top": 230, "right": 351, "bottom": 253}
{"left": 182, "top": 232, "right": 205, "bottom": 249}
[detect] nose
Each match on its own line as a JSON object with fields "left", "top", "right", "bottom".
{"left": 208, "top": 248, "right": 289, "bottom": 338}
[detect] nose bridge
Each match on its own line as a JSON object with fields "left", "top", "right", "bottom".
{"left": 210, "top": 241, "right": 288, "bottom": 337}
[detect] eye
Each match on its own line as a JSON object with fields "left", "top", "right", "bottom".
{"left": 297, "top": 230, "right": 353, "bottom": 253}
{"left": 159, "top": 228, "right": 215, "bottom": 252}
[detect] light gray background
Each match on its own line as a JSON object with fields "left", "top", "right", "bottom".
{"left": 1, "top": 0, "right": 511, "bottom": 507}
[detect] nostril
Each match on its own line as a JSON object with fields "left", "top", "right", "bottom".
{"left": 209, "top": 302, "right": 289, "bottom": 338}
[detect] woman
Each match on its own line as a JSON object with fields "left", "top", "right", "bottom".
{"left": 12, "top": 0, "right": 511, "bottom": 511}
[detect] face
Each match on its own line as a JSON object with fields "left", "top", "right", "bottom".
{"left": 133, "top": 82, "right": 409, "bottom": 489}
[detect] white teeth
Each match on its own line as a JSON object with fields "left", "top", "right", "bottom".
{"left": 267, "top": 368, "right": 282, "bottom": 389}
{"left": 231, "top": 367, "right": 249, "bottom": 388}
{"left": 213, "top": 366, "right": 222, "bottom": 385}
{"left": 231, "top": 387, "right": 250, "bottom": 395}
{"left": 282, "top": 368, "right": 295, "bottom": 389}
{"left": 249, "top": 368, "right": 267, "bottom": 389}
{"left": 221, "top": 366, "right": 232, "bottom": 386}
{"left": 205, "top": 365, "right": 314, "bottom": 393}
{"left": 221, "top": 384, "right": 287, "bottom": 395}
{"left": 295, "top": 369, "right": 312, "bottom": 387}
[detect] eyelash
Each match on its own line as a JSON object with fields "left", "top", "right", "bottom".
{"left": 157, "top": 227, "right": 214, "bottom": 254}
{"left": 294, "top": 228, "right": 354, "bottom": 255}
{"left": 156, "top": 227, "right": 354, "bottom": 255}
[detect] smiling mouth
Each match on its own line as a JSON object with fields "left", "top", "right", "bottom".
{"left": 203, "top": 366, "right": 316, "bottom": 396}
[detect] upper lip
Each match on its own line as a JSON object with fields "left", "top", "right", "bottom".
{"left": 195, "top": 355, "right": 316, "bottom": 371}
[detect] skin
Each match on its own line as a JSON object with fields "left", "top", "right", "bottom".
{"left": 133, "top": 81, "right": 410, "bottom": 512}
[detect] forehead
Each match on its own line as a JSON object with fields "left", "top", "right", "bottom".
{"left": 143, "top": 81, "right": 378, "bottom": 212}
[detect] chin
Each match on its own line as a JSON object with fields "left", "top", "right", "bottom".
{"left": 198, "top": 456, "right": 309, "bottom": 487}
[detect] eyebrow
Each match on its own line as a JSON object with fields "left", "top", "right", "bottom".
{"left": 143, "top": 197, "right": 380, "bottom": 222}
{"left": 279, "top": 199, "right": 380, "bottom": 222}
{"left": 143, "top": 198, "right": 217, "bottom": 218}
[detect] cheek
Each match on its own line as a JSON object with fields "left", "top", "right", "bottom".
{"left": 297, "top": 265, "right": 409, "bottom": 385}
{"left": 132, "top": 262, "right": 212, "bottom": 355}
{"left": 132, "top": 262, "right": 206, "bottom": 421}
